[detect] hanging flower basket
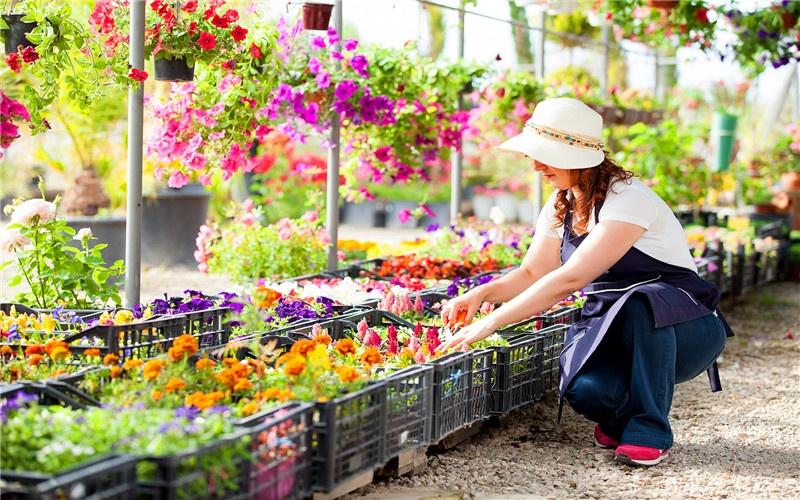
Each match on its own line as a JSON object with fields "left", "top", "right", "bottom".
{"left": 154, "top": 56, "right": 195, "bottom": 82}
{"left": 302, "top": 2, "right": 333, "bottom": 31}
{"left": 1, "top": 13, "right": 36, "bottom": 54}
{"left": 647, "top": 0, "right": 679, "bottom": 9}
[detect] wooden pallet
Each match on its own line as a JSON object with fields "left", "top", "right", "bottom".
{"left": 312, "top": 469, "right": 374, "bottom": 500}
{"left": 433, "top": 421, "right": 484, "bottom": 451}
{"left": 375, "top": 448, "right": 428, "bottom": 478}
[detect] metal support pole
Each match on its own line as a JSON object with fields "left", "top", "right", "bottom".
{"left": 653, "top": 51, "right": 660, "bottom": 100}
{"left": 325, "top": 0, "right": 343, "bottom": 271}
{"left": 601, "top": 23, "right": 610, "bottom": 96}
{"left": 537, "top": 12, "right": 546, "bottom": 79}
{"left": 450, "top": 3, "right": 465, "bottom": 225}
{"left": 792, "top": 64, "right": 800, "bottom": 122}
{"left": 124, "top": 0, "right": 145, "bottom": 308}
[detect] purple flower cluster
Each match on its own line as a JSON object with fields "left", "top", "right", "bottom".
{"left": 270, "top": 297, "right": 334, "bottom": 324}
{"left": 0, "top": 391, "right": 37, "bottom": 422}
{"left": 145, "top": 289, "right": 242, "bottom": 316}
{"left": 445, "top": 274, "right": 496, "bottom": 298}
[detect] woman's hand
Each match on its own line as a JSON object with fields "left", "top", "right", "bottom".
{"left": 440, "top": 288, "right": 486, "bottom": 328}
{"left": 437, "top": 315, "right": 498, "bottom": 353}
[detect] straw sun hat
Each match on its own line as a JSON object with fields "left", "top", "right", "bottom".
{"left": 497, "top": 97, "right": 606, "bottom": 169}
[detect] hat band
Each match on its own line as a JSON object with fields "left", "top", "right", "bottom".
{"left": 526, "top": 123, "right": 604, "bottom": 151}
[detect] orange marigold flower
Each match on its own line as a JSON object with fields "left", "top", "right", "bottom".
{"left": 290, "top": 339, "right": 316, "bottom": 357}
{"left": 259, "top": 387, "right": 282, "bottom": 400}
{"left": 50, "top": 345, "right": 71, "bottom": 361}
{"left": 254, "top": 285, "right": 281, "bottom": 309}
{"left": 283, "top": 358, "right": 306, "bottom": 377}
{"left": 28, "top": 353, "right": 44, "bottom": 366}
{"left": 151, "top": 389, "right": 163, "bottom": 401}
{"left": 313, "top": 332, "right": 333, "bottom": 346}
{"left": 84, "top": 348, "right": 101, "bottom": 358}
{"left": 360, "top": 347, "right": 382, "bottom": 366}
{"left": 164, "top": 377, "right": 187, "bottom": 393}
{"left": 44, "top": 339, "right": 68, "bottom": 357}
{"left": 103, "top": 353, "right": 119, "bottom": 366}
{"left": 246, "top": 358, "right": 266, "bottom": 376}
{"left": 110, "top": 366, "right": 123, "bottom": 378}
{"left": 215, "top": 368, "right": 238, "bottom": 389}
{"left": 233, "top": 378, "right": 254, "bottom": 392}
{"left": 173, "top": 334, "right": 199, "bottom": 355}
{"left": 336, "top": 365, "right": 360, "bottom": 384}
{"left": 143, "top": 359, "right": 166, "bottom": 381}
{"left": 334, "top": 338, "right": 356, "bottom": 356}
{"left": 25, "top": 344, "right": 44, "bottom": 357}
{"left": 241, "top": 401, "right": 260, "bottom": 417}
{"left": 279, "top": 389, "right": 295, "bottom": 402}
{"left": 123, "top": 359, "right": 143, "bottom": 371}
{"left": 222, "top": 357, "right": 239, "bottom": 368}
{"left": 0, "top": 345, "right": 13, "bottom": 357}
{"left": 276, "top": 351, "right": 302, "bottom": 367}
{"left": 195, "top": 357, "right": 216, "bottom": 370}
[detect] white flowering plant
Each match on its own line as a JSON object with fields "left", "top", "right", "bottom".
{"left": 0, "top": 184, "right": 124, "bottom": 309}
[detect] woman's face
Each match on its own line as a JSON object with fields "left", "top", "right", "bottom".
{"left": 533, "top": 160, "right": 573, "bottom": 190}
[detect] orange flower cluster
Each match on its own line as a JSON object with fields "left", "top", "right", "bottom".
{"left": 143, "top": 359, "right": 167, "bottom": 381}
{"left": 255, "top": 387, "right": 295, "bottom": 402}
{"left": 164, "top": 377, "right": 187, "bottom": 393}
{"left": 103, "top": 353, "right": 119, "bottom": 366}
{"left": 254, "top": 285, "right": 282, "bottom": 309}
{"left": 360, "top": 347, "right": 382, "bottom": 367}
{"left": 215, "top": 357, "right": 254, "bottom": 391}
{"left": 195, "top": 357, "right": 216, "bottom": 370}
{"left": 123, "top": 359, "right": 143, "bottom": 372}
{"left": 44, "top": 340, "right": 70, "bottom": 361}
{"left": 168, "top": 335, "right": 199, "bottom": 361}
{"left": 334, "top": 338, "right": 356, "bottom": 356}
{"left": 84, "top": 348, "right": 101, "bottom": 358}
{"left": 335, "top": 365, "right": 360, "bottom": 384}
{"left": 185, "top": 390, "right": 226, "bottom": 410}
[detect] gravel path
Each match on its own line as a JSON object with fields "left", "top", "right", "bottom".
{"left": 348, "top": 282, "right": 800, "bottom": 500}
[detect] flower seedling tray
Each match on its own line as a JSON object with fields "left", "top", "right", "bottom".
{"left": 311, "top": 382, "right": 386, "bottom": 493}
{"left": 231, "top": 402, "right": 315, "bottom": 500}
{"left": 426, "top": 351, "right": 473, "bottom": 442}
{"left": 1, "top": 380, "right": 101, "bottom": 410}
{"left": 379, "top": 364, "right": 433, "bottom": 462}
{"left": 490, "top": 335, "right": 544, "bottom": 414}
{"left": 0, "top": 454, "right": 138, "bottom": 500}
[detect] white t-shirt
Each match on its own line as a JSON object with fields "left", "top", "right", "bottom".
{"left": 536, "top": 178, "right": 697, "bottom": 272}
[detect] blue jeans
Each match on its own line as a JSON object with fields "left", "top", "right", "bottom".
{"left": 564, "top": 296, "right": 727, "bottom": 449}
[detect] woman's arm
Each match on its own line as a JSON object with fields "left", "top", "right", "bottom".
{"left": 441, "top": 230, "right": 562, "bottom": 326}
{"left": 439, "top": 220, "right": 646, "bottom": 351}
{"left": 481, "top": 231, "right": 562, "bottom": 303}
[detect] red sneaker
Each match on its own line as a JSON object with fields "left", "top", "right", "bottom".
{"left": 594, "top": 425, "right": 621, "bottom": 449}
{"left": 614, "top": 444, "right": 670, "bottom": 466}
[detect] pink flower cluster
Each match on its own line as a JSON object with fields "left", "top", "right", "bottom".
{"left": 1, "top": 91, "right": 30, "bottom": 159}
{"left": 194, "top": 223, "right": 216, "bottom": 273}
{"left": 787, "top": 123, "right": 800, "bottom": 153}
{"left": 377, "top": 291, "right": 424, "bottom": 317}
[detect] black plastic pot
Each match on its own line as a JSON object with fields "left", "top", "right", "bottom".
{"left": 340, "top": 201, "right": 385, "bottom": 228}
{"left": 302, "top": 2, "right": 333, "bottom": 31}
{"left": 2, "top": 13, "right": 36, "bottom": 54}
{"left": 142, "top": 183, "right": 210, "bottom": 268}
{"left": 153, "top": 56, "right": 194, "bottom": 82}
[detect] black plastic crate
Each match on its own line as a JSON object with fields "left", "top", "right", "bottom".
{"left": 233, "top": 402, "right": 315, "bottom": 500}
{"left": 312, "top": 382, "right": 386, "bottom": 492}
{"left": 0, "top": 380, "right": 100, "bottom": 410}
{"left": 491, "top": 335, "right": 544, "bottom": 414}
{"left": 427, "top": 352, "right": 472, "bottom": 442}
{"left": 470, "top": 349, "right": 494, "bottom": 421}
{"left": 230, "top": 305, "right": 372, "bottom": 345}
{"left": 532, "top": 324, "right": 569, "bottom": 393}
{"left": 381, "top": 365, "right": 433, "bottom": 462}
{"left": 542, "top": 307, "right": 581, "bottom": 328}
{"left": 180, "top": 307, "right": 231, "bottom": 350}
{"left": 0, "top": 454, "right": 138, "bottom": 500}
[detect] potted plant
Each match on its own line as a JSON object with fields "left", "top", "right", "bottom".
{"left": 710, "top": 80, "right": 749, "bottom": 172}
{"left": 302, "top": 2, "right": 334, "bottom": 31}
{"left": 0, "top": 0, "right": 35, "bottom": 54}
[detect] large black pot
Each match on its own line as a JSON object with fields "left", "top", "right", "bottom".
{"left": 1, "top": 14, "right": 36, "bottom": 54}
{"left": 340, "top": 201, "right": 385, "bottom": 228}
{"left": 65, "top": 215, "right": 127, "bottom": 267}
{"left": 154, "top": 57, "right": 195, "bottom": 82}
{"left": 142, "top": 183, "right": 210, "bottom": 268}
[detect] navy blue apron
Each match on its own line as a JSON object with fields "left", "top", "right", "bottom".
{"left": 556, "top": 198, "right": 733, "bottom": 422}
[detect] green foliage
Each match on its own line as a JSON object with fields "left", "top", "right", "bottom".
{"left": 547, "top": 11, "right": 598, "bottom": 48}
{"left": 611, "top": 120, "right": 707, "bottom": 208}
{"left": 0, "top": 187, "right": 124, "bottom": 309}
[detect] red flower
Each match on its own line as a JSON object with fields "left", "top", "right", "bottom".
{"left": 181, "top": 0, "right": 198, "bottom": 13}
{"left": 221, "top": 59, "right": 236, "bottom": 70}
{"left": 197, "top": 32, "right": 216, "bottom": 51}
{"left": 231, "top": 25, "right": 247, "bottom": 42}
{"left": 188, "top": 21, "right": 198, "bottom": 35}
{"left": 224, "top": 9, "right": 239, "bottom": 23}
{"left": 5, "top": 52, "right": 21, "bottom": 73}
{"left": 694, "top": 7, "right": 709, "bottom": 24}
{"left": 20, "top": 46, "right": 39, "bottom": 63}
{"left": 203, "top": 7, "right": 215, "bottom": 20}
{"left": 211, "top": 14, "right": 229, "bottom": 29}
{"left": 128, "top": 68, "right": 148, "bottom": 82}
{"left": 249, "top": 43, "right": 263, "bottom": 59}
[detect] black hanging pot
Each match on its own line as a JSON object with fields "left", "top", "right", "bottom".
{"left": 302, "top": 2, "right": 333, "bottom": 31}
{"left": 1, "top": 14, "right": 36, "bottom": 54}
{"left": 153, "top": 56, "right": 195, "bottom": 82}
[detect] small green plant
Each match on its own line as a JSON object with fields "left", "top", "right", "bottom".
{"left": 0, "top": 182, "right": 124, "bottom": 309}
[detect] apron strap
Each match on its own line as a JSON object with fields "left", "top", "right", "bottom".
{"left": 707, "top": 360, "right": 722, "bottom": 392}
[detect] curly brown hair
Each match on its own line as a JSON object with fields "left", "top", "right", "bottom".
{"left": 552, "top": 155, "right": 635, "bottom": 236}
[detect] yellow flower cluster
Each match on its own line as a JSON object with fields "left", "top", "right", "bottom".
{"left": 0, "top": 308, "right": 57, "bottom": 334}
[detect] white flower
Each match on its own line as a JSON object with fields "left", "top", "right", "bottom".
{"left": 10, "top": 199, "right": 56, "bottom": 225}
{"left": 74, "top": 227, "right": 93, "bottom": 241}
{"left": 0, "top": 227, "right": 30, "bottom": 252}
{"left": 489, "top": 206, "right": 506, "bottom": 225}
